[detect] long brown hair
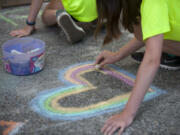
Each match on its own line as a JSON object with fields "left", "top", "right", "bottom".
{"left": 95, "top": 0, "right": 142, "bottom": 45}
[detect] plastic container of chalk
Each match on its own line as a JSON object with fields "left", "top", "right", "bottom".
{"left": 2, "top": 37, "right": 45, "bottom": 75}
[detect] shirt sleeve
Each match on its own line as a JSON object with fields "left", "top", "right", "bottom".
{"left": 140, "top": 0, "right": 170, "bottom": 41}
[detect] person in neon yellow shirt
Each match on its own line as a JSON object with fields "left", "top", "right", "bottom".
{"left": 141, "top": 0, "right": 180, "bottom": 42}
{"left": 95, "top": 0, "right": 180, "bottom": 134}
{"left": 10, "top": 0, "right": 97, "bottom": 43}
{"left": 131, "top": 0, "right": 180, "bottom": 70}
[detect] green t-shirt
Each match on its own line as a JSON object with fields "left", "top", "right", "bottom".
{"left": 141, "top": 0, "right": 180, "bottom": 41}
{"left": 62, "top": 0, "right": 97, "bottom": 22}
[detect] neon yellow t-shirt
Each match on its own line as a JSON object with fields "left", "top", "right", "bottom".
{"left": 140, "top": 0, "right": 180, "bottom": 41}
{"left": 62, "top": 0, "right": 97, "bottom": 22}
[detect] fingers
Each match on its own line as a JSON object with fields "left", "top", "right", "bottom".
{"left": 104, "top": 123, "right": 119, "bottom": 135}
{"left": 9, "top": 29, "right": 31, "bottom": 37}
{"left": 98, "top": 59, "right": 107, "bottom": 68}
{"left": 101, "top": 116, "right": 126, "bottom": 135}
{"left": 94, "top": 58, "right": 107, "bottom": 69}
{"left": 102, "top": 122, "right": 124, "bottom": 135}
{"left": 94, "top": 51, "right": 111, "bottom": 68}
{"left": 101, "top": 120, "right": 111, "bottom": 133}
{"left": 103, "top": 125, "right": 114, "bottom": 135}
{"left": 17, "top": 34, "right": 25, "bottom": 38}
{"left": 108, "top": 126, "right": 120, "bottom": 135}
{"left": 10, "top": 30, "right": 24, "bottom": 37}
{"left": 118, "top": 126, "right": 125, "bottom": 135}
{"left": 94, "top": 53, "right": 104, "bottom": 66}
{"left": 9, "top": 30, "right": 19, "bottom": 37}
{"left": 101, "top": 118, "right": 115, "bottom": 134}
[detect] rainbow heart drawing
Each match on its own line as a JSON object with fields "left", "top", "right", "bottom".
{"left": 30, "top": 62, "right": 166, "bottom": 121}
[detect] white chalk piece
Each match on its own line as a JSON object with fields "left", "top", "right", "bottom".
{"left": 27, "top": 48, "right": 40, "bottom": 54}
{"left": 95, "top": 64, "right": 100, "bottom": 69}
{"left": 11, "top": 49, "right": 24, "bottom": 55}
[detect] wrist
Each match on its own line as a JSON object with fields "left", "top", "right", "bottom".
{"left": 114, "top": 51, "right": 121, "bottom": 61}
{"left": 123, "top": 106, "right": 137, "bottom": 119}
{"left": 26, "top": 19, "right": 36, "bottom": 26}
{"left": 24, "top": 25, "right": 35, "bottom": 34}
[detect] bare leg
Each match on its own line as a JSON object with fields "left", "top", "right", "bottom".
{"left": 163, "top": 40, "right": 180, "bottom": 56}
{"left": 133, "top": 24, "right": 180, "bottom": 56}
{"left": 41, "top": 0, "right": 95, "bottom": 43}
{"left": 41, "top": 0, "right": 64, "bottom": 26}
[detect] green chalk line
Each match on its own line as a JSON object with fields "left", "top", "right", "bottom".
{"left": 39, "top": 10, "right": 43, "bottom": 16}
{"left": 0, "top": 14, "right": 18, "bottom": 26}
{"left": 15, "top": 15, "right": 28, "bottom": 19}
{"left": 2, "top": 8, "right": 27, "bottom": 14}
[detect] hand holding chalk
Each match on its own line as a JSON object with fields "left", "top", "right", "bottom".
{"left": 94, "top": 50, "right": 119, "bottom": 68}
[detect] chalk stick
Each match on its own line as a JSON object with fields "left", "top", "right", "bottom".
{"left": 11, "top": 50, "right": 24, "bottom": 55}
{"left": 95, "top": 64, "right": 100, "bottom": 69}
{"left": 27, "top": 48, "right": 40, "bottom": 54}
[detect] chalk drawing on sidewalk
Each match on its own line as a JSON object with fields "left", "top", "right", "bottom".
{"left": 0, "top": 121, "right": 24, "bottom": 135}
{"left": 30, "top": 62, "right": 166, "bottom": 121}
{"left": 0, "top": 15, "right": 18, "bottom": 26}
{"left": 0, "top": 8, "right": 43, "bottom": 27}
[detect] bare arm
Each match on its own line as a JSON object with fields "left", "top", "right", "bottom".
{"left": 95, "top": 37, "right": 144, "bottom": 67}
{"left": 124, "top": 34, "right": 163, "bottom": 118}
{"left": 10, "top": 0, "right": 44, "bottom": 37}
{"left": 115, "top": 37, "right": 144, "bottom": 61}
{"left": 101, "top": 34, "right": 164, "bottom": 135}
{"left": 27, "top": 0, "right": 44, "bottom": 23}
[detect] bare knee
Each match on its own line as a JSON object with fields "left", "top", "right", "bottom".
{"left": 41, "top": 10, "right": 51, "bottom": 26}
{"left": 41, "top": 1, "right": 61, "bottom": 26}
{"left": 41, "top": 9, "right": 57, "bottom": 26}
{"left": 163, "top": 40, "right": 180, "bottom": 56}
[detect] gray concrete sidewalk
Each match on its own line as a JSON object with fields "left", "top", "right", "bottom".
{"left": 0, "top": 5, "right": 180, "bottom": 135}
